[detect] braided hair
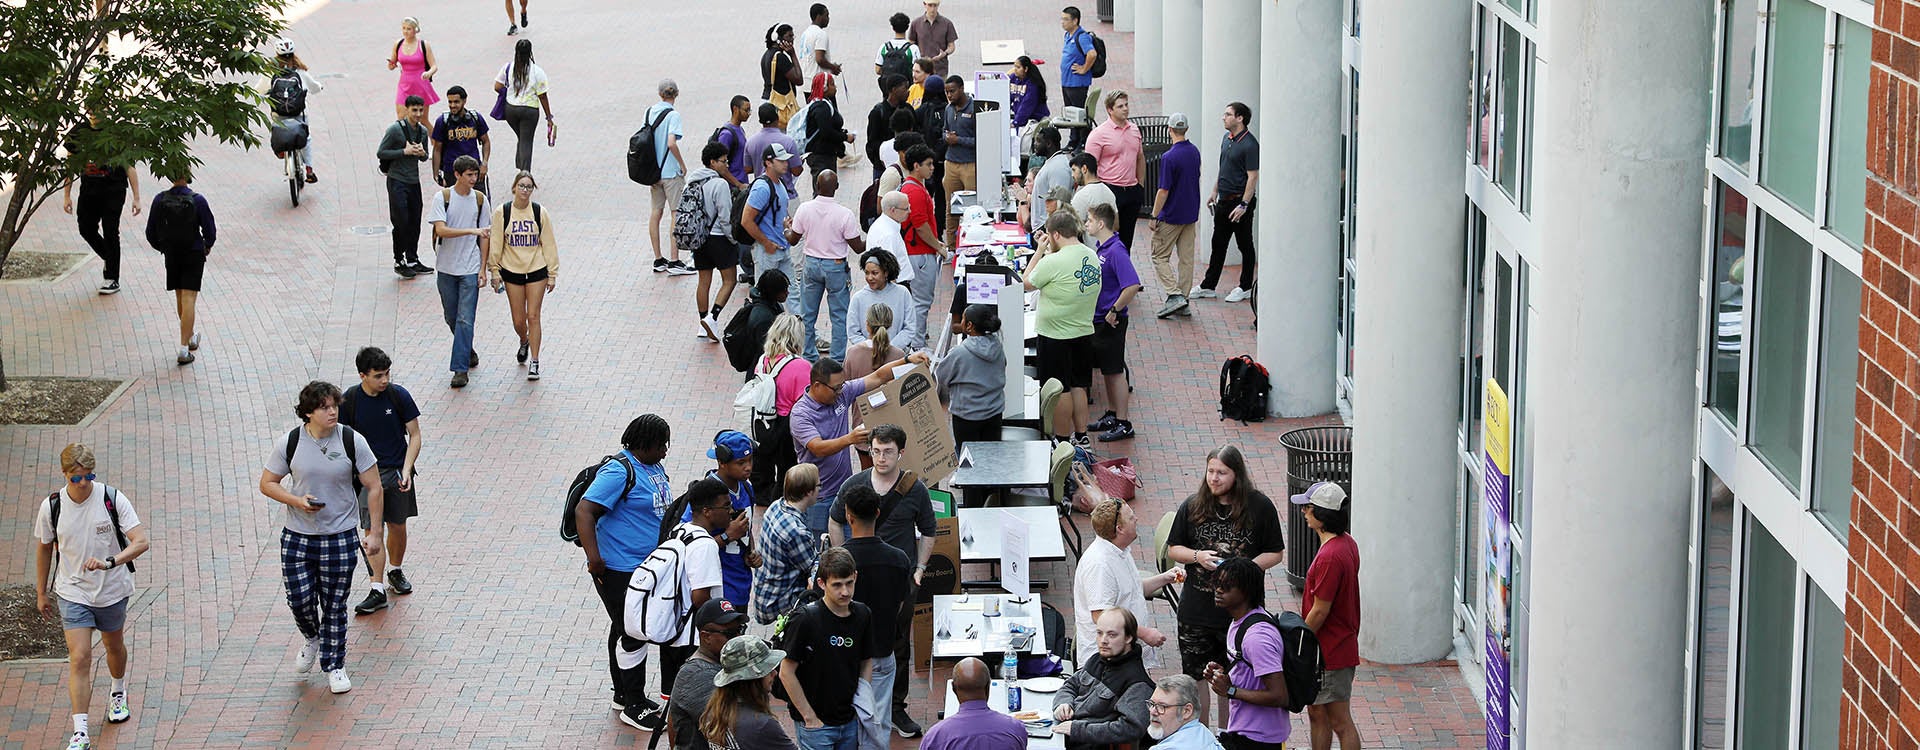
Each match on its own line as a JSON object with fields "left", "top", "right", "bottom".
{"left": 621, "top": 414, "right": 671, "bottom": 453}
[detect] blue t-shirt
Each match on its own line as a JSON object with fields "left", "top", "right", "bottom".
{"left": 585, "top": 451, "right": 673, "bottom": 572}
{"left": 340, "top": 384, "right": 420, "bottom": 468}
{"left": 1060, "top": 28, "right": 1096, "bottom": 88}
{"left": 747, "top": 178, "right": 790, "bottom": 249}
{"left": 648, "top": 103, "right": 686, "bottom": 179}
{"left": 1156, "top": 140, "right": 1203, "bottom": 225}
{"left": 701, "top": 469, "right": 756, "bottom": 607}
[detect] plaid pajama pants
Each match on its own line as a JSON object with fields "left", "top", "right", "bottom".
{"left": 281, "top": 528, "right": 359, "bottom": 673}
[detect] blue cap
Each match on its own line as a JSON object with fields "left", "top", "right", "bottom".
{"left": 708, "top": 430, "right": 756, "bottom": 461}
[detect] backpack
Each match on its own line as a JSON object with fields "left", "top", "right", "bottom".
{"left": 878, "top": 40, "right": 915, "bottom": 82}
{"left": 721, "top": 303, "right": 765, "bottom": 373}
{"left": 285, "top": 425, "right": 363, "bottom": 494}
{"left": 1230, "top": 610, "right": 1323, "bottom": 713}
{"left": 1218, "top": 355, "right": 1271, "bottom": 424}
{"left": 1060, "top": 442, "right": 1100, "bottom": 512}
{"left": 729, "top": 176, "right": 771, "bottom": 246}
{"left": 673, "top": 174, "right": 719, "bottom": 253}
{"left": 858, "top": 164, "right": 901, "bottom": 231}
{"left": 45, "top": 487, "right": 136, "bottom": 575}
{"left": 734, "top": 354, "right": 795, "bottom": 430}
{"left": 1079, "top": 30, "right": 1108, "bottom": 79}
{"left": 150, "top": 191, "right": 200, "bottom": 251}
{"left": 430, "top": 187, "right": 488, "bottom": 249}
{"left": 268, "top": 70, "right": 307, "bottom": 117}
{"left": 627, "top": 106, "right": 668, "bottom": 186}
{"left": 786, "top": 101, "right": 819, "bottom": 151}
{"left": 623, "top": 523, "right": 713, "bottom": 645}
{"left": 379, "top": 120, "right": 422, "bottom": 175}
{"left": 561, "top": 454, "right": 636, "bottom": 545}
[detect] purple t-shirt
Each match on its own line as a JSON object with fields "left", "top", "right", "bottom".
{"left": 1226, "top": 608, "right": 1291, "bottom": 744}
{"left": 717, "top": 123, "right": 750, "bottom": 183}
{"left": 789, "top": 377, "right": 870, "bottom": 499}
{"left": 1094, "top": 234, "right": 1142, "bottom": 320}
{"left": 431, "top": 111, "right": 490, "bottom": 174}
{"left": 1155, "top": 139, "right": 1203, "bottom": 225}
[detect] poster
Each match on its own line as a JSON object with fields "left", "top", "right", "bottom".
{"left": 916, "top": 516, "right": 960, "bottom": 670}
{"left": 856, "top": 365, "right": 959, "bottom": 486}
{"left": 1483, "top": 380, "right": 1513, "bottom": 750}
{"left": 1001, "top": 510, "right": 1030, "bottom": 596}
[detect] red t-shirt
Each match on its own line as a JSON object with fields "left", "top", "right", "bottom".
{"left": 1304, "top": 534, "right": 1361, "bottom": 670}
{"left": 900, "top": 177, "right": 938, "bottom": 256}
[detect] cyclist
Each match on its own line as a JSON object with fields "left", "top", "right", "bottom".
{"left": 262, "top": 37, "right": 324, "bottom": 183}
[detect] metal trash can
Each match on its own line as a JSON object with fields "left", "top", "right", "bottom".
{"left": 1279, "top": 426, "right": 1353, "bottom": 589}
{"left": 1098, "top": 0, "right": 1115, "bottom": 23}
{"left": 1131, "top": 116, "right": 1172, "bottom": 196}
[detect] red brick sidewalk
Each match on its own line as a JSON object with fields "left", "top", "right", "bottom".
{"left": 0, "top": 1, "right": 1481, "bottom": 747}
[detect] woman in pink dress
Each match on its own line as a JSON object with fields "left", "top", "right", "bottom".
{"left": 386, "top": 17, "right": 440, "bottom": 129}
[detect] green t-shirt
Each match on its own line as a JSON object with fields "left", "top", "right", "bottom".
{"left": 1030, "top": 243, "right": 1101, "bottom": 339}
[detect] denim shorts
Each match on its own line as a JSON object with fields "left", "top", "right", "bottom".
{"left": 59, "top": 596, "right": 128, "bottom": 632}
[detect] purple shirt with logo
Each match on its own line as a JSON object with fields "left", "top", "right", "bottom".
{"left": 1094, "top": 234, "right": 1141, "bottom": 320}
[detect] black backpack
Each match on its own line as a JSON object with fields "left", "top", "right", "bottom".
{"left": 729, "top": 175, "right": 770, "bottom": 245}
{"left": 268, "top": 70, "right": 307, "bottom": 117}
{"left": 722, "top": 302, "right": 765, "bottom": 373}
{"left": 878, "top": 40, "right": 915, "bottom": 82}
{"left": 285, "top": 425, "right": 363, "bottom": 494}
{"left": 1230, "top": 610, "right": 1323, "bottom": 713}
{"left": 150, "top": 191, "right": 200, "bottom": 251}
{"left": 627, "top": 107, "right": 668, "bottom": 186}
{"left": 561, "top": 454, "right": 636, "bottom": 545}
{"left": 45, "top": 487, "right": 136, "bottom": 574}
{"left": 1219, "top": 355, "right": 1271, "bottom": 424}
{"left": 1076, "top": 30, "right": 1108, "bottom": 79}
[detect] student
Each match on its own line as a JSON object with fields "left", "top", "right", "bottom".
{"left": 751, "top": 312, "right": 809, "bottom": 507}
{"left": 873, "top": 12, "right": 919, "bottom": 95}
{"left": 789, "top": 169, "right": 866, "bottom": 361}
{"left": 143, "top": 171, "right": 215, "bottom": 365}
{"left": 1149, "top": 112, "right": 1202, "bottom": 318}
{"left": 797, "top": 3, "right": 842, "bottom": 91}
{"left": 488, "top": 170, "right": 560, "bottom": 381}
{"left": 843, "top": 303, "right": 903, "bottom": 380}
{"left": 426, "top": 156, "right": 490, "bottom": 388}
{"left": 386, "top": 17, "right": 439, "bottom": 129}
{"left": 702, "top": 635, "right": 799, "bottom": 750}
{"left": 866, "top": 75, "right": 914, "bottom": 179}
{"left": 1026, "top": 127, "right": 1072, "bottom": 234}
{"left": 799, "top": 75, "right": 853, "bottom": 178}
{"left": 260, "top": 37, "right": 321, "bottom": 185}
{"left": 846, "top": 250, "right": 913, "bottom": 352}
{"left": 1073, "top": 491, "right": 1178, "bottom": 668}
{"left": 646, "top": 79, "right": 693, "bottom": 276}
{"left": 922, "top": 658, "right": 1025, "bottom": 750}
{"left": 503, "top": 0, "right": 529, "bottom": 35}
{"left": 907, "top": 0, "right": 958, "bottom": 79}
{"left": 748, "top": 102, "right": 807, "bottom": 199}
{"left": 1145, "top": 675, "right": 1225, "bottom": 750}
{"left": 1083, "top": 90, "right": 1147, "bottom": 251}
{"left": 1058, "top": 6, "right": 1099, "bottom": 147}
{"left": 836, "top": 484, "right": 913, "bottom": 749}
{"left": 259, "top": 381, "right": 383, "bottom": 696}
{"left": 1197, "top": 102, "right": 1260, "bottom": 303}
{"left": 1024, "top": 210, "right": 1101, "bottom": 445}
{"left": 1165, "top": 445, "right": 1285, "bottom": 727}
{"left": 492, "top": 39, "right": 554, "bottom": 171}
{"left": 790, "top": 351, "right": 931, "bottom": 535}
{"left": 935, "top": 304, "right": 1008, "bottom": 449}
{"left": 378, "top": 95, "right": 433, "bottom": 279}
{"left": 1293, "top": 482, "right": 1363, "bottom": 750}
{"left": 1068, "top": 151, "right": 1117, "bottom": 227}
{"left": 340, "top": 347, "right": 424, "bottom": 615}
{"left": 690, "top": 142, "right": 741, "bottom": 341}
{"left": 1083, "top": 203, "right": 1142, "bottom": 442}
{"left": 743, "top": 144, "right": 798, "bottom": 285}
{"left": 897, "top": 145, "right": 946, "bottom": 337}
{"left": 657, "top": 478, "right": 730, "bottom": 715}
{"left": 430, "top": 86, "right": 491, "bottom": 195}
{"left": 752, "top": 464, "right": 823, "bottom": 624}
{"left": 762, "top": 25, "right": 806, "bottom": 128}
{"left": 574, "top": 414, "right": 675, "bottom": 730}
{"left": 64, "top": 115, "right": 142, "bottom": 295}
{"left": 1009, "top": 55, "right": 1051, "bottom": 129}
{"left": 35, "top": 443, "right": 151, "bottom": 750}
{"left": 704, "top": 430, "right": 760, "bottom": 607}
{"left": 1051, "top": 608, "right": 1153, "bottom": 748}
{"left": 1202, "top": 558, "right": 1291, "bottom": 750}
{"left": 716, "top": 95, "right": 754, "bottom": 188}
{"left": 938, "top": 75, "right": 976, "bottom": 248}
{"left": 777, "top": 547, "right": 869, "bottom": 750}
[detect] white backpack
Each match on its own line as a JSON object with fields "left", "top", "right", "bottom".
{"left": 623, "top": 524, "right": 713, "bottom": 645}
{"left": 733, "top": 354, "right": 794, "bottom": 431}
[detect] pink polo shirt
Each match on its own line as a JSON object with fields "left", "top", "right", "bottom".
{"left": 1084, "top": 119, "right": 1144, "bottom": 187}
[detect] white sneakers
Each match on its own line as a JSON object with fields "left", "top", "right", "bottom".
{"left": 1224, "top": 287, "right": 1252, "bottom": 303}
{"left": 328, "top": 669, "right": 352, "bottom": 694}
{"left": 294, "top": 639, "right": 318, "bottom": 673}
{"left": 1189, "top": 286, "right": 1219, "bottom": 299}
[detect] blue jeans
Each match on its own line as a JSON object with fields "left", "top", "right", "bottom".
{"left": 908, "top": 254, "right": 942, "bottom": 346}
{"left": 437, "top": 272, "right": 479, "bottom": 372}
{"left": 798, "top": 256, "right": 851, "bottom": 362}
{"left": 857, "top": 657, "right": 896, "bottom": 750}
{"left": 754, "top": 244, "right": 794, "bottom": 306}
{"left": 794, "top": 720, "right": 859, "bottom": 750}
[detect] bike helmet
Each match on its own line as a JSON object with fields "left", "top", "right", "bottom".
{"left": 273, "top": 37, "right": 296, "bottom": 56}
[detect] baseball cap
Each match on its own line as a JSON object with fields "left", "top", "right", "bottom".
{"left": 763, "top": 142, "right": 794, "bottom": 162}
{"left": 708, "top": 430, "right": 756, "bottom": 461}
{"left": 1045, "top": 185, "right": 1074, "bottom": 204}
{"left": 1168, "top": 112, "right": 1190, "bottom": 130}
{"left": 694, "top": 598, "right": 747, "bottom": 628}
{"left": 1289, "top": 481, "right": 1347, "bottom": 511}
{"left": 715, "top": 635, "right": 787, "bottom": 686}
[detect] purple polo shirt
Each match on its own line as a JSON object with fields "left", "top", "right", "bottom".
{"left": 1155, "top": 139, "right": 1203, "bottom": 225}
{"left": 1226, "top": 607, "right": 1291, "bottom": 745}
{"left": 920, "top": 700, "right": 1027, "bottom": 750}
{"left": 1095, "top": 234, "right": 1141, "bottom": 320}
{"left": 789, "top": 377, "right": 870, "bottom": 499}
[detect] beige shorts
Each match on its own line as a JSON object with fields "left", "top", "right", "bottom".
{"left": 1314, "top": 666, "right": 1356, "bottom": 705}
{"left": 650, "top": 174, "right": 686, "bottom": 216}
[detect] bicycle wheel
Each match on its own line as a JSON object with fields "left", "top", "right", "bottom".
{"left": 287, "top": 156, "right": 301, "bottom": 206}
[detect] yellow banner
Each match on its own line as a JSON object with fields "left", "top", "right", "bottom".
{"left": 1484, "top": 380, "right": 1511, "bottom": 476}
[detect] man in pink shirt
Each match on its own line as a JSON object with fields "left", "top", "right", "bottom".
{"left": 1083, "top": 91, "right": 1147, "bottom": 252}
{"left": 788, "top": 169, "right": 867, "bottom": 361}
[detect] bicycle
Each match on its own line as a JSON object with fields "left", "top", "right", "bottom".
{"left": 283, "top": 145, "right": 305, "bottom": 207}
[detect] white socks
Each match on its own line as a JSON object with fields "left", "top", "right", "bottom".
{"left": 389, "top": 565, "right": 402, "bottom": 574}
{"left": 111, "top": 677, "right": 126, "bottom": 694}
{"left": 371, "top": 582, "right": 387, "bottom": 593}
{"left": 73, "top": 714, "right": 87, "bottom": 734}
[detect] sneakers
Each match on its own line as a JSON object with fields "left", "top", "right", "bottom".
{"left": 1190, "top": 286, "right": 1218, "bottom": 299}
{"left": 409, "top": 260, "right": 434, "bottom": 274}
{"left": 1224, "top": 287, "right": 1252, "bottom": 303}
{"left": 652, "top": 257, "right": 670, "bottom": 273}
{"left": 353, "top": 589, "right": 389, "bottom": 615}
{"left": 894, "top": 708, "right": 923, "bottom": 738}
{"left": 507, "top": 24, "right": 517, "bottom": 35}
{"left": 667, "top": 260, "right": 696, "bottom": 276}
{"left": 395, "top": 264, "right": 417, "bottom": 279}
{"left": 450, "top": 371, "right": 468, "bottom": 388}
{"left": 620, "top": 705, "right": 665, "bottom": 731}
{"left": 469, "top": 351, "right": 480, "bottom": 368}
{"left": 697, "top": 314, "right": 719, "bottom": 342}
{"left": 176, "top": 348, "right": 194, "bottom": 365}
{"left": 188, "top": 332, "right": 201, "bottom": 351}
{"left": 1155, "top": 295, "right": 1189, "bottom": 319}
{"left": 527, "top": 360, "right": 541, "bottom": 381}
{"left": 1088, "top": 411, "right": 1118, "bottom": 432}
{"left": 517, "top": 340, "right": 530, "bottom": 364}
{"left": 1098, "top": 420, "right": 1136, "bottom": 442}
{"left": 98, "top": 280, "right": 120, "bottom": 295}
{"left": 388, "top": 569, "right": 413, "bottom": 595}
{"left": 1071, "top": 433, "right": 1093, "bottom": 449}
{"left": 294, "top": 638, "right": 318, "bottom": 673}
{"left": 305, "top": 166, "right": 318, "bottom": 184}
{"left": 67, "top": 731, "right": 89, "bottom": 750}
{"left": 107, "top": 691, "right": 130, "bottom": 723}
{"left": 520, "top": 9, "right": 529, "bottom": 26}
{"left": 328, "top": 669, "right": 352, "bottom": 694}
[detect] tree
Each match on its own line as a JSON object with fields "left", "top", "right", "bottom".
{"left": 0, "top": 0, "right": 286, "bottom": 390}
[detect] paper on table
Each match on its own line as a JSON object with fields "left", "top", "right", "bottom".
{"left": 1001, "top": 509, "right": 1029, "bottom": 596}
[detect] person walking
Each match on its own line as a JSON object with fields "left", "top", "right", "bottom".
{"left": 702, "top": 635, "right": 799, "bottom": 750}
{"left": 259, "top": 381, "right": 383, "bottom": 696}
{"left": 63, "top": 117, "right": 141, "bottom": 295}
{"left": 751, "top": 463, "right": 822, "bottom": 624}
{"left": 645, "top": 79, "right": 693, "bottom": 276}
{"left": 1073, "top": 489, "right": 1178, "bottom": 669}
{"left": 385, "top": 18, "right": 439, "bottom": 130}
{"left": 430, "top": 86, "right": 491, "bottom": 195}
{"left": 873, "top": 13, "right": 918, "bottom": 95}
{"left": 747, "top": 103, "right": 806, "bottom": 201}
{"left": 35, "top": 443, "right": 151, "bottom": 750}
{"left": 921, "top": 658, "right": 1026, "bottom": 750}
{"left": 789, "top": 169, "right": 865, "bottom": 361}
{"left": 378, "top": 96, "right": 433, "bottom": 279}
{"left": 1083, "top": 91, "right": 1146, "bottom": 251}
{"left": 797, "top": 4, "right": 842, "bottom": 98}
{"left": 503, "top": 0, "right": 529, "bottom": 35}
{"left": 426, "top": 156, "right": 490, "bottom": 388}
{"left": 492, "top": 39, "right": 553, "bottom": 171}
{"left": 1009, "top": 56, "right": 1051, "bottom": 129}
{"left": 1147, "top": 676, "right": 1226, "bottom": 750}
{"left": 1025, "top": 211, "right": 1101, "bottom": 445}
{"left": 777, "top": 546, "right": 868, "bottom": 750}
{"left": 750, "top": 313, "right": 810, "bottom": 507}
{"left": 846, "top": 250, "right": 912, "bottom": 353}
{"left": 488, "top": 170, "right": 559, "bottom": 381}
{"left": 340, "top": 348, "right": 424, "bottom": 616}
{"left": 1050, "top": 608, "right": 1154, "bottom": 748}
{"left": 1202, "top": 558, "right": 1292, "bottom": 750}
{"left": 574, "top": 414, "right": 676, "bottom": 730}
{"left": 762, "top": 25, "right": 805, "bottom": 129}
{"left": 1084, "top": 204, "right": 1142, "bottom": 441}
{"left": 1058, "top": 7, "right": 1099, "bottom": 148}
{"left": 1149, "top": 113, "right": 1201, "bottom": 318}
{"left": 836, "top": 484, "right": 913, "bottom": 748}
{"left": 1197, "top": 102, "right": 1260, "bottom": 303}
{"left": 938, "top": 75, "right": 976, "bottom": 249}
{"left": 907, "top": 0, "right": 957, "bottom": 80}
{"left": 143, "top": 171, "right": 215, "bottom": 365}
{"left": 688, "top": 142, "right": 741, "bottom": 341}
{"left": 668, "top": 599, "right": 749, "bottom": 750}
{"left": 1292, "top": 482, "right": 1363, "bottom": 750}
{"left": 743, "top": 144, "right": 799, "bottom": 286}
{"left": 260, "top": 38, "right": 322, "bottom": 185}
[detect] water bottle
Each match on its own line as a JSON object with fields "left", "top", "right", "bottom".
{"left": 1003, "top": 648, "right": 1022, "bottom": 712}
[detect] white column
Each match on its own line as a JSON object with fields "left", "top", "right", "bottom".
{"left": 1160, "top": 0, "right": 1203, "bottom": 123}
{"left": 1254, "top": 0, "right": 1340, "bottom": 417}
{"left": 1134, "top": 0, "right": 1162, "bottom": 88}
{"left": 1350, "top": 0, "right": 1468, "bottom": 663}
{"left": 1194, "top": 0, "right": 1259, "bottom": 278}
{"left": 1115, "top": 0, "right": 1136, "bottom": 32}
{"left": 1524, "top": 0, "right": 1711, "bottom": 744}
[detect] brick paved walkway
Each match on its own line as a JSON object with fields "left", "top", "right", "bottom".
{"left": 0, "top": 1, "right": 1481, "bottom": 747}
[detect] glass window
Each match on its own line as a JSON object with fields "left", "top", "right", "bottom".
{"left": 1828, "top": 18, "right": 1870, "bottom": 246}
{"left": 1494, "top": 255, "right": 1515, "bottom": 390}
{"left": 1695, "top": 468, "right": 1736, "bottom": 749}
{"left": 1801, "top": 589, "right": 1843, "bottom": 750}
{"left": 1750, "top": 215, "right": 1813, "bottom": 492}
{"left": 1736, "top": 519, "right": 1795, "bottom": 750}
{"left": 1463, "top": 209, "right": 1488, "bottom": 452}
{"left": 1811, "top": 262, "right": 1860, "bottom": 538}
{"left": 1708, "top": 184, "right": 1750, "bottom": 425}
{"left": 1496, "top": 23, "right": 1525, "bottom": 196}
{"left": 1476, "top": 13, "right": 1497, "bottom": 174}
{"left": 1759, "top": 0, "right": 1826, "bottom": 215}
{"left": 1719, "top": 0, "right": 1759, "bottom": 169}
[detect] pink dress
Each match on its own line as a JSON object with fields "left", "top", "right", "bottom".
{"left": 393, "top": 40, "right": 440, "bottom": 107}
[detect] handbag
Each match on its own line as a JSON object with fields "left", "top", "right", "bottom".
{"left": 769, "top": 53, "right": 801, "bottom": 129}
{"left": 1092, "top": 457, "right": 1140, "bottom": 502}
{"left": 490, "top": 63, "right": 509, "bottom": 120}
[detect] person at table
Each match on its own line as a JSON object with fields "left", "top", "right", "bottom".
{"left": 935, "top": 303, "right": 1007, "bottom": 447}
{"left": 1051, "top": 607, "right": 1152, "bottom": 748}
{"left": 835, "top": 483, "right": 914, "bottom": 748}
{"left": 1073, "top": 485, "right": 1180, "bottom": 669}
{"left": 1024, "top": 209, "right": 1101, "bottom": 446}
{"left": 777, "top": 546, "right": 870, "bottom": 750}
{"left": 1164, "top": 444, "right": 1284, "bottom": 728}
{"left": 921, "top": 657, "right": 1026, "bottom": 750}
{"left": 1146, "top": 675, "right": 1225, "bottom": 750}
{"left": 1201, "top": 558, "right": 1291, "bottom": 750}
{"left": 790, "top": 352, "right": 931, "bottom": 537}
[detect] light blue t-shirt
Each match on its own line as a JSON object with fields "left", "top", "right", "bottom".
{"left": 584, "top": 451, "right": 672, "bottom": 572}
{"left": 747, "top": 178, "right": 790, "bottom": 249}
{"left": 648, "top": 102, "right": 686, "bottom": 179}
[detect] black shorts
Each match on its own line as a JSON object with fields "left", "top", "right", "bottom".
{"left": 1034, "top": 334, "right": 1094, "bottom": 391}
{"left": 499, "top": 266, "right": 549, "bottom": 285}
{"left": 164, "top": 249, "right": 206, "bottom": 291}
{"left": 1091, "top": 317, "right": 1129, "bottom": 375}
{"left": 694, "top": 235, "right": 740, "bottom": 270}
{"left": 1178, "top": 623, "right": 1228, "bottom": 679}
{"left": 358, "top": 467, "right": 419, "bottom": 526}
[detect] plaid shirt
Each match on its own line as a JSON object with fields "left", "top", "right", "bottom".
{"left": 752, "top": 499, "right": 818, "bottom": 623}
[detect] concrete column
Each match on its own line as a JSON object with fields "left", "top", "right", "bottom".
{"left": 1349, "top": 0, "right": 1468, "bottom": 664}
{"left": 1134, "top": 0, "right": 1162, "bottom": 88}
{"left": 1160, "top": 0, "right": 1203, "bottom": 123}
{"left": 1254, "top": 0, "right": 1340, "bottom": 417}
{"left": 1193, "top": 0, "right": 1259, "bottom": 279}
{"left": 1115, "top": 0, "right": 1136, "bottom": 31}
{"left": 1523, "top": 0, "right": 1711, "bottom": 744}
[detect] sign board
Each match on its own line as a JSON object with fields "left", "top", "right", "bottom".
{"left": 1000, "top": 510, "right": 1030, "bottom": 595}
{"left": 1483, "top": 380, "right": 1513, "bottom": 750}
{"left": 916, "top": 515, "right": 961, "bottom": 670}
{"left": 856, "top": 364, "right": 959, "bottom": 486}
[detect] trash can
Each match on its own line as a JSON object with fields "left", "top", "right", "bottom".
{"left": 1279, "top": 426, "right": 1352, "bottom": 589}
{"left": 1131, "top": 116, "right": 1172, "bottom": 197}
{"left": 1098, "top": 0, "right": 1115, "bottom": 23}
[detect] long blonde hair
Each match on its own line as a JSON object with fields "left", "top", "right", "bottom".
{"left": 701, "top": 676, "right": 773, "bottom": 746}
{"left": 864, "top": 302, "right": 894, "bottom": 360}
{"left": 764, "top": 313, "right": 804, "bottom": 361}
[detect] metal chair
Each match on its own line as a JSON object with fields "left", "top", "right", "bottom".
{"left": 1049, "top": 441, "right": 1086, "bottom": 558}
{"left": 1153, "top": 509, "right": 1181, "bottom": 611}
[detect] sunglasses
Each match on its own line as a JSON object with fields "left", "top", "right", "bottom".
{"left": 70, "top": 473, "right": 96, "bottom": 483}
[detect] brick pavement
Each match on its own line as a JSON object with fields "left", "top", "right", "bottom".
{"left": 0, "top": 1, "right": 1480, "bottom": 747}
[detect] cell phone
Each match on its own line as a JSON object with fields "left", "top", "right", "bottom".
{"left": 307, "top": 501, "right": 325, "bottom": 509}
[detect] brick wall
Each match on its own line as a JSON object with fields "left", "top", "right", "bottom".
{"left": 1843, "top": 5, "right": 1920, "bottom": 748}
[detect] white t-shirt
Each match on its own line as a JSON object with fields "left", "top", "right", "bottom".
{"left": 496, "top": 62, "right": 550, "bottom": 109}
{"left": 1072, "top": 536, "right": 1161, "bottom": 669}
{"left": 866, "top": 213, "right": 914, "bottom": 284}
{"left": 34, "top": 484, "right": 141, "bottom": 607}
{"left": 798, "top": 24, "right": 831, "bottom": 85}
{"left": 426, "top": 186, "right": 489, "bottom": 275}
{"left": 669, "top": 521, "right": 724, "bottom": 647}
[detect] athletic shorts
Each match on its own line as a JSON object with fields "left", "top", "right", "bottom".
{"left": 59, "top": 596, "right": 128, "bottom": 632}
{"left": 1177, "top": 623, "right": 1228, "bottom": 679}
{"left": 358, "top": 466, "right": 419, "bottom": 526}
{"left": 1314, "top": 665, "right": 1356, "bottom": 704}
{"left": 694, "top": 235, "right": 741, "bottom": 270}
{"left": 164, "top": 249, "right": 206, "bottom": 291}
{"left": 1091, "top": 317, "right": 1129, "bottom": 375}
{"left": 1034, "top": 334, "right": 1094, "bottom": 391}
{"left": 499, "top": 266, "right": 549, "bottom": 285}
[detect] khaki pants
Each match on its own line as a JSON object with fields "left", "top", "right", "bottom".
{"left": 942, "top": 161, "right": 978, "bottom": 246}
{"left": 1151, "top": 220, "right": 1198, "bottom": 296}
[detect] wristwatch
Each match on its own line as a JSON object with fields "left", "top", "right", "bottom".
{"left": 1226, "top": 686, "right": 1238, "bottom": 699}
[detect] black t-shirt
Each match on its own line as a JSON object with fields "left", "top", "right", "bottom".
{"left": 828, "top": 470, "right": 935, "bottom": 564}
{"left": 1165, "top": 490, "right": 1286, "bottom": 629}
{"left": 763, "top": 49, "right": 797, "bottom": 97}
{"left": 843, "top": 537, "right": 912, "bottom": 657}
{"left": 79, "top": 162, "right": 129, "bottom": 199}
{"left": 779, "top": 600, "right": 873, "bottom": 725}
{"left": 339, "top": 384, "right": 422, "bottom": 468}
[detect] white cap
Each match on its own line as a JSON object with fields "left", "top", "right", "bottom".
{"left": 1289, "top": 481, "right": 1347, "bottom": 512}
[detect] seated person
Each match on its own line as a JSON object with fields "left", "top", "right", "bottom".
{"left": 1051, "top": 607, "right": 1153, "bottom": 749}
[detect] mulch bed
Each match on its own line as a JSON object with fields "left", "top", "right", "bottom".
{"left": 0, "top": 585, "right": 68, "bottom": 662}
{"left": 1, "top": 251, "right": 86, "bottom": 281}
{"left": 0, "top": 377, "right": 122, "bottom": 425}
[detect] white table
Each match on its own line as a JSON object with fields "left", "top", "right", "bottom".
{"left": 931, "top": 593, "right": 1049, "bottom": 658}
{"left": 942, "top": 679, "right": 1067, "bottom": 749}
{"left": 959, "top": 506, "right": 1068, "bottom": 562}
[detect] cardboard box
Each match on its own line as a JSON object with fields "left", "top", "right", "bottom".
{"left": 915, "top": 515, "right": 961, "bottom": 671}
{"left": 855, "top": 364, "right": 958, "bottom": 486}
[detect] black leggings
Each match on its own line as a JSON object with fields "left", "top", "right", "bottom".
{"left": 752, "top": 415, "right": 795, "bottom": 506}
{"left": 505, "top": 104, "right": 540, "bottom": 170}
